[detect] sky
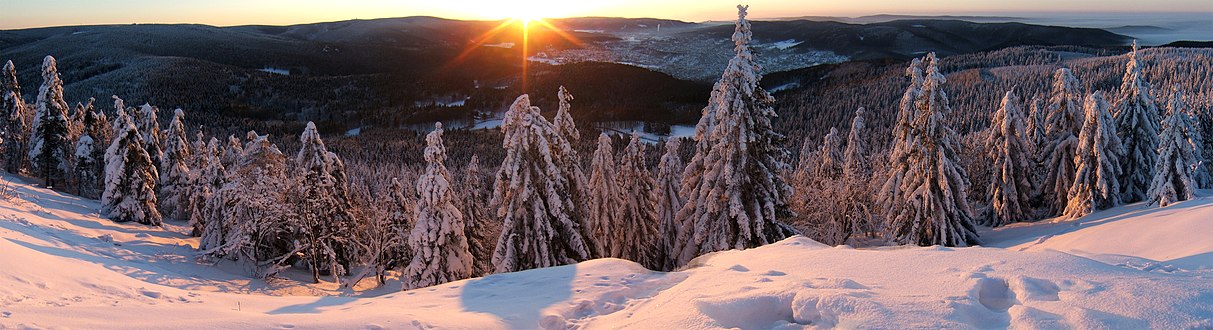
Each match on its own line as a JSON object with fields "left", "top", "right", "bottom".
{"left": 2, "top": 0, "right": 1211, "bottom": 29}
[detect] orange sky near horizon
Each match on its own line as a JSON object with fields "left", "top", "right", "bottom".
{"left": 2, "top": 0, "right": 1211, "bottom": 29}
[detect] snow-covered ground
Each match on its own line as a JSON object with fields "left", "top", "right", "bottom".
{"left": 985, "top": 197, "right": 1213, "bottom": 272}
{"left": 1, "top": 172, "right": 1211, "bottom": 328}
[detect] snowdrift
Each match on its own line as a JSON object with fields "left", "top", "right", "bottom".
{"left": 1, "top": 174, "right": 1211, "bottom": 329}
{"left": 985, "top": 195, "right": 1213, "bottom": 271}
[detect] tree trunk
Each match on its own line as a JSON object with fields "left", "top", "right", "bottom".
{"left": 308, "top": 225, "right": 321, "bottom": 284}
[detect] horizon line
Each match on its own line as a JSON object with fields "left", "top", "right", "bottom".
{"left": 3, "top": 10, "right": 1212, "bottom": 30}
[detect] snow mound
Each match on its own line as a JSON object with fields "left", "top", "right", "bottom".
{"left": 1, "top": 173, "right": 1212, "bottom": 328}
{"left": 986, "top": 193, "right": 1213, "bottom": 271}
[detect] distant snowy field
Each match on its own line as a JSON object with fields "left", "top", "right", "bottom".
{"left": 1, "top": 172, "right": 1211, "bottom": 329}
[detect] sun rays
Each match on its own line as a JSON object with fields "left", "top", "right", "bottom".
{"left": 442, "top": 16, "right": 582, "bottom": 91}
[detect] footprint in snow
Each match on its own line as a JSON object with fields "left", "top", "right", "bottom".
{"left": 1010, "top": 277, "right": 1060, "bottom": 302}
{"left": 972, "top": 277, "right": 1017, "bottom": 312}
{"left": 139, "top": 289, "right": 162, "bottom": 299}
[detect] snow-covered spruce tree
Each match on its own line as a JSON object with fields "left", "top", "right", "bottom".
{"left": 292, "top": 122, "right": 356, "bottom": 284}
{"left": 134, "top": 104, "right": 164, "bottom": 171}
{"left": 386, "top": 177, "right": 415, "bottom": 265}
{"left": 840, "top": 107, "right": 875, "bottom": 241}
{"left": 359, "top": 177, "right": 407, "bottom": 285}
{"left": 102, "top": 115, "right": 161, "bottom": 225}
{"left": 490, "top": 95, "right": 592, "bottom": 273}
{"left": 672, "top": 5, "right": 797, "bottom": 266}
{"left": 654, "top": 139, "right": 685, "bottom": 271}
{"left": 877, "top": 58, "right": 926, "bottom": 229}
{"left": 814, "top": 127, "right": 843, "bottom": 179}
{"left": 458, "top": 155, "right": 494, "bottom": 276}
{"left": 586, "top": 133, "right": 621, "bottom": 257}
{"left": 1147, "top": 87, "right": 1200, "bottom": 207}
{"left": 360, "top": 176, "right": 413, "bottom": 285}
{"left": 793, "top": 126, "right": 859, "bottom": 245}
{"left": 550, "top": 85, "right": 592, "bottom": 255}
{"left": 73, "top": 105, "right": 109, "bottom": 199}
{"left": 1196, "top": 104, "right": 1213, "bottom": 189}
{"left": 791, "top": 137, "right": 817, "bottom": 185}
{"left": 615, "top": 133, "right": 660, "bottom": 269}
{"left": 84, "top": 104, "right": 110, "bottom": 162}
{"left": 197, "top": 133, "right": 294, "bottom": 279}
{"left": 63, "top": 102, "right": 82, "bottom": 189}
{"left": 1025, "top": 96, "right": 1049, "bottom": 200}
{"left": 880, "top": 53, "right": 979, "bottom": 246}
{"left": 554, "top": 85, "right": 580, "bottom": 146}
{"left": 110, "top": 96, "right": 129, "bottom": 135}
{"left": 891, "top": 57, "right": 925, "bottom": 149}
{"left": 187, "top": 137, "right": 225, "bottom": 237}
{"left": 678, "top": 41, "right": 772, "bottom": 245}
{"left": 2, "top": 60, "right": 29, "bottom": 174}
{"left": 73, "top": 135, "right": 99, "bottom": 198}
{"left": 28, "top": 56, "right": 73, "bottom": 188}
{"left": 327, "top": 150, "right": 354, "bottom": 209}
{"left": 67, "top": 101, "right": 86, "bottom": 144}
{"left": 1025, "top": 97, "right": 1048, "bottom": 161}
{"left": 1195, "top": 116, "right": 1212, "bottom": 190}
{"left": 404, "top": 122, "right": 473, "bottom": 290}
{"left": 185, "top": 131, "right": 206, "bottom": 196}
{"left": 245, "top": 130, "right": 259, "bottom": 147}
{"left": 1113, "top": 41, "right": 1160, "bottom": 203}
{"left": 159, "top": 109, "right": 192, "bottom": 220}
{"left": 221, "top": 134, "right": 243, "bottom": 170}
{"left": 983, "top": 91, "right": 1034, "bottom": 227}
{"left": 960, "top": 130, "right": 992, "bottom": 208}
{"left": 1040, "top": 68, "right": 1085, "bottom": 215}
{"left": 190, "top": 131, "right": 205, "bottom": 170}
{"left": 1062, "top": 92, "right": 1124, "bottom": 219}
{"left": 843, "top": 107, "right": 870, "bottom": 181}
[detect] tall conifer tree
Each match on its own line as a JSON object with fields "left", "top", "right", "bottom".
{"left": 672, "top": 5, "right": 796, "bottom": 266}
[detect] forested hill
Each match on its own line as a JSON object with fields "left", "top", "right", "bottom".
{"left": 698, "top": 19, "right": 1128, "bottom": 60}
{"left": 0, "top": 17, "right": 1130, "bottom": 136}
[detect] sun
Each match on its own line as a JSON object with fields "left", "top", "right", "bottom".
{"left": 440, "top": 2, "right": 586, "bottom": 91}
{"left": 512, "top": 12, "right": 542, "bottom": 24}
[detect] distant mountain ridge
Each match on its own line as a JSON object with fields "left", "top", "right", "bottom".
{"left": 698, "top": 19, "right": 1128, "bottom": 60}
{"left": 1162, "top": 41, "right": 1213, "bottom": 48}
{"left": 0, "top": 16, "right": 1131, "bottom": 132}
{"left": 770, "top": 14, "right": 1025, "bottom": 24}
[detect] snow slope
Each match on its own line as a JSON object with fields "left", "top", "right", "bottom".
{"left": 1, "top": 173, "right": 1211, "bottom": 329}
{"left": 985, "top": 195, "right": 1213, "bottom": 272}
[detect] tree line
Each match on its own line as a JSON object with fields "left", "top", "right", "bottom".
{"left": 791, "top": 41, "right": 1210, "bottom": 245}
